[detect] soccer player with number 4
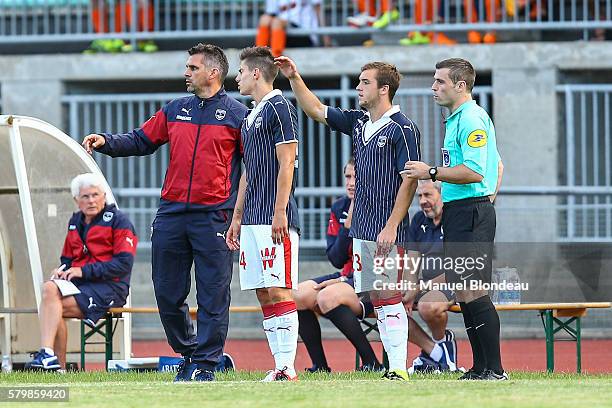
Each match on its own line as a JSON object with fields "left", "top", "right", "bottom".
{"left": 226, "top": 47, "right": 301, "bottom": 382}
{"left": 276, "top": 55, "right": 421, "bottom": 381}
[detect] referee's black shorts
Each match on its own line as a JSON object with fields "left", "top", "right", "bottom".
{"left": 441, "top": 196, "right": 496, "bottom": 286}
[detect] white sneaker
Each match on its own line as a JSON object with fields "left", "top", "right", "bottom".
{"left": 261, "top": 370, "right": 276, "bottom": 382}
{"left": 347, "top": 13, "right": 377, "bottom": 28}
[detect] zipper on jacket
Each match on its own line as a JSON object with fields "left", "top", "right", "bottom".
{"left": 186, "top": 123, "right": 203, "bottom": 206}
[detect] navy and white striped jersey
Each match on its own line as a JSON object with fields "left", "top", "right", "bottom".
{"left": 242, "top": 89, "right": 300, "bottom": 230}
{"left": 325, "top": 105, "right": 421, "bottom": 242}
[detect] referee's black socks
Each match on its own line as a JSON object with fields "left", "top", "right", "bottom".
{"left": 466, "top": 295, "right": 504, "bottom": 374}
{"left": 459, "top": 301, "right": 487, "bottom": 373}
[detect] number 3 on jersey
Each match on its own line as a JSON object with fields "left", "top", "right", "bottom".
{"left": 239, "top": 251, "right": 247, "bottom": 269}
{"left": 353, "top": 253, "right": 362, "bottom": 272}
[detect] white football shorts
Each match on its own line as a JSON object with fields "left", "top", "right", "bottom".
{"left": 239, "top": 225, "right": 299, "bottom": 290}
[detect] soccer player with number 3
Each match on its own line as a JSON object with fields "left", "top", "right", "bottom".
{"left": 276, "top": 55, "right": 421, "bottom": 381}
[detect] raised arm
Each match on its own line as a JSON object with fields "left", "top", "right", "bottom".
{"left": 275, "top": 56, "right": 327, "bottom": 124}
{"left": 82, "top": 107, "right": 169, "bottom": 157}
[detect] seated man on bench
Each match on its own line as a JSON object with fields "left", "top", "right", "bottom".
{"left": 25, "top": 173, "right": 137, "bottom": 371}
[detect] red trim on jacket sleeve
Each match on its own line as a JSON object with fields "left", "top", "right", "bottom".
{"left": 141, "top": 109, "right": 169, "bottom": 145}
{"left": 327, "top": 212, "right": 340, "bottom": 237}
{"left": 113, "top": 228, "right": 138, "bottom": 256}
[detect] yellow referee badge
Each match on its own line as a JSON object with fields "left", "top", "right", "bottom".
{"left": 467, "top": 129, "right": 487, "bottom": 148}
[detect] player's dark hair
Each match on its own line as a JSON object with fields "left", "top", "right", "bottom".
{"left": 360, "top": 62, "right": 402, "bottom": 102}
{"left": 188, "top": 43, "right": 229, "bottom": 82}
{"left": 239, "top": 46, "right": 279, "bottom": 83}
{"left": 435, "top": 58, "right": 476, "bottom": 93}
{"left": 344, "top": 156, "right": 355, "bottom": 172}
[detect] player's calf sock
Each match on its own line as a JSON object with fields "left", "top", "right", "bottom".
{"left": 467, "top": 296, "right": 503, "bottom": 374}
{"left": 297, "top": 309, "right": 329, "bottom": 369}
{"left": 429, "top": 343, "right": 443, "bottom": 362}
{"left": 459, "top": 302, "right": 486, "bottom": 372}
{"left": 381, "top": 303, "right": 408, "bottom": 372}
{"left": 262, "top": 304, "right": 279, "bottom": 368}
{"left": 43, "top": 347, "right": 55, "bottom": 356}
{"left": 274, "top": 301, "right": 299, "bottom": 373}
{"left": 255, "top": 25, "right": 270, "bottom": 47}
{"left": 270, "top": 28, "right": 286, "bottom": 57}
{"left": 374, "top": 306, "right": 389, "bottom": 352}
{"left": 325, "top": 304, "right": 379, "bottom": 367}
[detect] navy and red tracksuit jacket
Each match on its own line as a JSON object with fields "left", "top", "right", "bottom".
{"left": 326, "top": 196, "right": 353, "bottom": 277}
{"left": 60, "top": 204, "right": 137, "bottom": 300}
{"left": 96, "top": 89, "right": 248, "bottom": 214}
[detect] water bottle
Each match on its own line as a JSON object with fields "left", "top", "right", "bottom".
{"left": 490, "top": 269, "right": 500, "bottom": 304}
{"left": 1, "top": 355, "right": 12, "bottom": 373}
{"left": 496, "top": 267, "right": 521, "bottom": 305}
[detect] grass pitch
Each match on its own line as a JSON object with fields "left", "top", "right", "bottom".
{"left": 1, "top": 371, "right": 611, "bottom": 408}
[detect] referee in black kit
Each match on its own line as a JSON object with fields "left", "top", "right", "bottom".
{"left": 405, "top": 58, "right": 506, "bottom": 380}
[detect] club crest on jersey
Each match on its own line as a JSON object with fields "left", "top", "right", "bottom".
{"left": 377, "top": 134, "right": 388, "bottom": 147}
{"left": 215, "top": 109, "right": 226, "bottom": 121}
{"left": 102, "top": 212, "right": 114, "bottom": 222}
{"left": 255, "top": 116, "right": 263, "bottom": 129}
{"left": 441, "top": 148, "right": 450, "bottom": 167}
{"left": 467, "top": 129, "right": 487, "bottom": 148}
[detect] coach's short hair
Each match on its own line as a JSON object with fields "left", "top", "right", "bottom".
{"left": 435, "top": 58, "right": 476, "bottom": 93}
{"left": 361, "top": 62, "right": 402, "bottom": 102}
{"left": 239, "top": 46, "right": 279, "bottom": 83}
{"left": 188, "top": 43, "right": 229, "bottom": 83}
{"left": 70, "top": 173, "right": 106, "bottom": 199}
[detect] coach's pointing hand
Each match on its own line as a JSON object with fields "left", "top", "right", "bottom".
{"left": 82, "top": 134, "right": 106, "bottom": 154}
{"left": 274, "top": 56, "right": 299, "bottom": 80}
{"left": 404, "top": 161, "right": 431, "bottom": 180}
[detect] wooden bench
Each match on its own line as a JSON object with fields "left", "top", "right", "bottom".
{"left": 443, "top": 302, "right": 611, "bottom": 373}
{"left": 80, "top": 305, "right": 260, "bottom": 371}
{"left": 81, "top": 302, "right": 611, "bottom": 373}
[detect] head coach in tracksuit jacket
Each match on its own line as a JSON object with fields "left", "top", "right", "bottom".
{"left": 82, "top": 43, "right": 248, "bottom": 380}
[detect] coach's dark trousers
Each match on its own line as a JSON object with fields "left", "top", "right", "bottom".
{"left": 151, "top": 210, "right": 232, "bottom": 370}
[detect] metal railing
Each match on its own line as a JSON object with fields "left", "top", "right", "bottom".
{"left": 558, "top": 84, "right": 612, "bottom": 242}
{"left": 1, "top": 0, "right": 611, "bottom": 44}
{"left": 61, "top": 80, "right": 491, "bottom": 247}
{"left": 62, "top": 81, "right": 612, "bottom": 246}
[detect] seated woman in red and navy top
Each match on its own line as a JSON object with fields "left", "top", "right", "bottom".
{"left": 294, "top": 158, "right": 383, "bottom": 372}
{"left": 25, "top": 173, "right": 137, "bottom": 372}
